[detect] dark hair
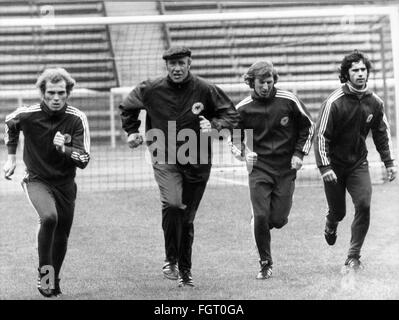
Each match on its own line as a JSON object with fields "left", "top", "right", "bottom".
{"left": 339, "top": 50, "right": 372, "bottom": 83}
{"left": 243, "top": 60, "right": 279, "bottom": 88}
{"left": 36, "top": 67, "right": 76, "bottom": 95}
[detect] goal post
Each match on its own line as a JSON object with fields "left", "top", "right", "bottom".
{"left": 0, "top": 5, "right": 397, "bottom": 26}
{"left": 389, "top": 6, "right": 399, "bottom": 165}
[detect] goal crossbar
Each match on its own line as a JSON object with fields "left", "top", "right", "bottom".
{"left": 0, "top": 6, "right": 395, "bottom": 27}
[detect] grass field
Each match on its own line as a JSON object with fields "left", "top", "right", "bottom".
{"left": 1, "top": 178, "right": 398, "bottom": 300}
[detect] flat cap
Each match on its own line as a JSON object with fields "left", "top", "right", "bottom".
{"left": 162, "top": 46, "right": 191, "bottom": 60}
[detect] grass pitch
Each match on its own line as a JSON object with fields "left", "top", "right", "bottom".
{"left": 1, "top": 180, "right": 398, "bottom": 300}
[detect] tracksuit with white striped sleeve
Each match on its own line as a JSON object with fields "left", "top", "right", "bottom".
{"left": 4, "top": 101, "right": 90, "bottom": 281}
{"left": 314, "top": 83, "right": 395, "bottom": 260}
{"left": 236, "top": 87, "right": 314, "bottom": 266}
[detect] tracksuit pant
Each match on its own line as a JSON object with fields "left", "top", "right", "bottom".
{"left": 249, "top": 166, "right": 296, "bottom": 265}
{"left": 323, "top": 161, "right": 372, "bottom": 259}
{"left": 22, "top": 176, "right": 77, "bottom": 279}
{"left": 153, "top": 163, "right": 211, "bottom": 272}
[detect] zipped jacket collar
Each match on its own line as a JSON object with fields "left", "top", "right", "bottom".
{"left": 166, "top": 72, "right": 193, "bottom": 87}
{"left": 40, "top": 101, "right": 67, "bottom": 117}
{"left": 251, "top": 86, "right": 277, "bottom": 102}
{"left": 342, "top": 83, "right": 373, "bottom": 98}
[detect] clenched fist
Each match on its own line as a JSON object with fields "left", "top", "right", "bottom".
{"left": 53, "top": 131, "right": 66, "bottom": 153}
{"left": 291, "top": 155, "right": 303, "bottom": 170}
{"left": 3, "top": 154, "right": 16, "bottom": 180}
{"left": 245, "top": 151, "right": 257, "bottom": 166}
{"left": 127, "top": 133, "right": 144, "bottom": 149}
{"left": 199, "top": 116, "right": 212, "bottom": 133}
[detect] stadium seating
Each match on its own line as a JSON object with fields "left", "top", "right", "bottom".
{"left": 158, "top": 0, "right": 393, "bottom": 117}
{"left": 161, "top": 3, "right": 391, "bottom": 81}
{"left": 0, "top": 1, "right": 120, "bottom": 143}
{"left": 0, "top": 0, "right": 118, "bottom": 91}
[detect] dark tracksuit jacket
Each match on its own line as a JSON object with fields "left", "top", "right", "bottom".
{"left": 236, "top": 87, "right": 314, "bottom": 174}
{"left": 314, "top": 84, "right": 394, "bottom": 173}
{"left": 236, "top": 87, "right": 314, "bottom": 264}
{"left": 5, "top": 101, "right": 90, "bottom": 273}
{"left": 119, "top": 72, "right": 240, "bottom": 165}
{"left": 119, "top": 72, "right": 240, "bottom": 270}
{"left": 314, "top": 83, "right": 395, "bottom": 258}
{"left": 5, "top": 101, "right": 91, "bottom": 184}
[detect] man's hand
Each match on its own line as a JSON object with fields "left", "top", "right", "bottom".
{"left": 127, "top": 133, "right": 143, "bottom": 149}
{"left": 230, "top": 142, "right": 245, "bottom": 161}
{"left": 386, "top": 166, "right": 397, "bottom": 182}
{"left": 245, "top": 151, "right": 257, "bottom": 166}
{"left": 53, "top": 131, "right": 66, "bottom": 153}
{"left": 291, "top": 155, "right": 303, "bottom": 170}
{"left": 3, "top": 154, "right": 16, "bottom": 180}
{"left": 199, "top": 116, "right": 212, "bottom": 133}
{"left": 322, "top": 169, "right": 337, "bottom": 183}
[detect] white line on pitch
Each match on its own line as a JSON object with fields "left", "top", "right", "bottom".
{"left": 211, "top": 177, "right": 249, "bottom": 186}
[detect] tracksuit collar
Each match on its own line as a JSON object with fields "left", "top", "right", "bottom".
{"left": 166, "top": 72, "right": 193, "bottom": 87}
{"left": 251, "top": 86, "right": 277, "bottom": 102}
{"left": 343, "top": 83, "right": 372, "bottom": 98}
{"left": 40, "top": 101, "right": 67, "bottom": 117}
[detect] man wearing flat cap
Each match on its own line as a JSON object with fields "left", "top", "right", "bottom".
{"left": 162, "top": 46, "right": 192, "bottom": 60}
{"left": 119, "top": 45, "right": 240, "bottom": 287}
{"left": 231, "top": 60, "right": 314, "bottom": 280}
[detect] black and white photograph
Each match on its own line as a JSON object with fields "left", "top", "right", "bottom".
{"left": 0, "top": 0, "right": 398, "bottom": 312}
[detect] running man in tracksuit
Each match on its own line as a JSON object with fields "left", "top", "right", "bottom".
{"left": 231, "top": 61, "right": 314, "bottom": 279}
{"left": 119, "top": 46, "right": 239, "bottom": 287}
{"left": 3, "top": 68, "right": 90, "bottom": 298}
{"left": 314, "top": 50, "right": 397, "bottom": 272}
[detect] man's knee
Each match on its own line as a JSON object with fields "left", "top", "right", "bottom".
{"left": 162, "top": 202, "right": 186, "bottom": 221}
{"left": 355, "top": 198, "right": 370, "bottom": 213}
{"left": 253, "top": 214, "right": 268, "bottom": 228}
{"left": 270, "top": 217, "right": 288, "bottom": 229}
{"left": 354, "top": 201, "right": 370, "bottom": 226}
{"left": 40, "top": 212, "right": 58, "bottom": 228}
{"left": 164, "top": 202, "right": 186, "bottom": 211}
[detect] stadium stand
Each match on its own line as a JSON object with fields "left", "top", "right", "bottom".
{"left": 160, "top": 1, "right": 392, "bottom": 81}
{"left": 0, "top": 0, "right": 119, "bottom": 143}
{"left": 0, "top": 0, "right": 118, "bottom": 91}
